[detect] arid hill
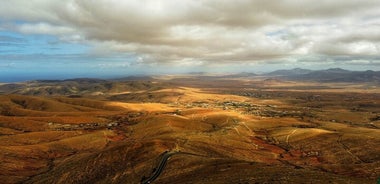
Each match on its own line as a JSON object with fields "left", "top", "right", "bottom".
{"left": 0, "top": 78, "right": 166, "bottom": 96}
{"left": 0, "top": 77, "right": 379, "bottom": 183}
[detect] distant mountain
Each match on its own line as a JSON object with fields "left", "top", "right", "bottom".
{"left": 112, "top": 75, "right": 155, "bottom": 81}
{"left": 267, "top": 68, "right": 313, "bottom": 76}
{"left": 223, "top": 72, "right": 257, "bottom": 78}
{"left": 63, "top": 78, "right": 109, "bottom": 83}
{"left": 268, "top": 68, "right": 380, "bottom": 83}
{"left": 289, "top": 68, "right": 350, "bottom": 81}
{"left": 187, "top": 72, "right": 207, "bottom": 75}
{"left": 298, "top": 69, "right": 380, "bottom": 82}
{"left": 29, "top": 78, "right": 108, "bottom": 84}
{"left": 323, "top": 68, "right": 351, "bottom": 73}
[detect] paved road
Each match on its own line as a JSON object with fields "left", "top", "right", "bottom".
{"left": 141, "top": 151, "right": 177, "bottom": 184}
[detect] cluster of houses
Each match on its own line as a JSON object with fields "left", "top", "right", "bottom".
{"left": 182, "top": 100, "right": 311, "bottom": 118}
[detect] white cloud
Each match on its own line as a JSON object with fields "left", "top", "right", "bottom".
{"left": 1, "top": 0, "right": 380, "bottom": 68}
{"left": 16, "top": 22, "right": 76, "bottom": 35}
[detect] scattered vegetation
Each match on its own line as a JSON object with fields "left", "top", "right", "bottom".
{"left": 0, "top": 77, "right": 379, "bottom": 183}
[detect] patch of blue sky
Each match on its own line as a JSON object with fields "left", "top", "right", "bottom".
{"left": 265, "top": 29, "right": 287, "bottom": 37}
{"left": 0, "top": 56, "right": 140, "bottom": 82}
{"left": 0, "top": 30, "right": 140, "bottom": 82}
{"left": 0, "top": 31, "right": 89, "bottom": 55}
{"left": 264, "top": 29, "right": 296, "bottom": 40}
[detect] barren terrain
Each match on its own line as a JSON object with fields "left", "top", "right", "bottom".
{"left": 0, "top": 76, "right": 379, "bottom": 183}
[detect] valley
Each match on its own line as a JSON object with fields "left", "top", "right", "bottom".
{"left": 0, "top": 75, "right": 379, "bottom": 183}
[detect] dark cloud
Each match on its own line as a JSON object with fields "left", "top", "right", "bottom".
{"left": 1, "top": 0, "right": 380, "bottom": 67}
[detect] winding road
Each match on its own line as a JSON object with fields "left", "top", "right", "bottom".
{"left": 141, "top": 151, "right": 177, "bottom": 184}
{"left": 141, "top": 151, "right": 207, "bottom": 184}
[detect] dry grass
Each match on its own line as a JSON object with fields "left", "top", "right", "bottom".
{"left": 0, "top": 80, "right": 379, "bottom": 183}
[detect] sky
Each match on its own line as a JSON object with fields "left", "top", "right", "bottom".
{"left": 1, "top": 0, "right": 380, "bottom": 82}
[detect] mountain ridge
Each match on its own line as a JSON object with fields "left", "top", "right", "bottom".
{"left": 265, "top": 68, "right": 380, "bottom": 82}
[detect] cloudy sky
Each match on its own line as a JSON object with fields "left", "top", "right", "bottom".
{"left": 1, "top": 0, "right": 380, "bottom": 81}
